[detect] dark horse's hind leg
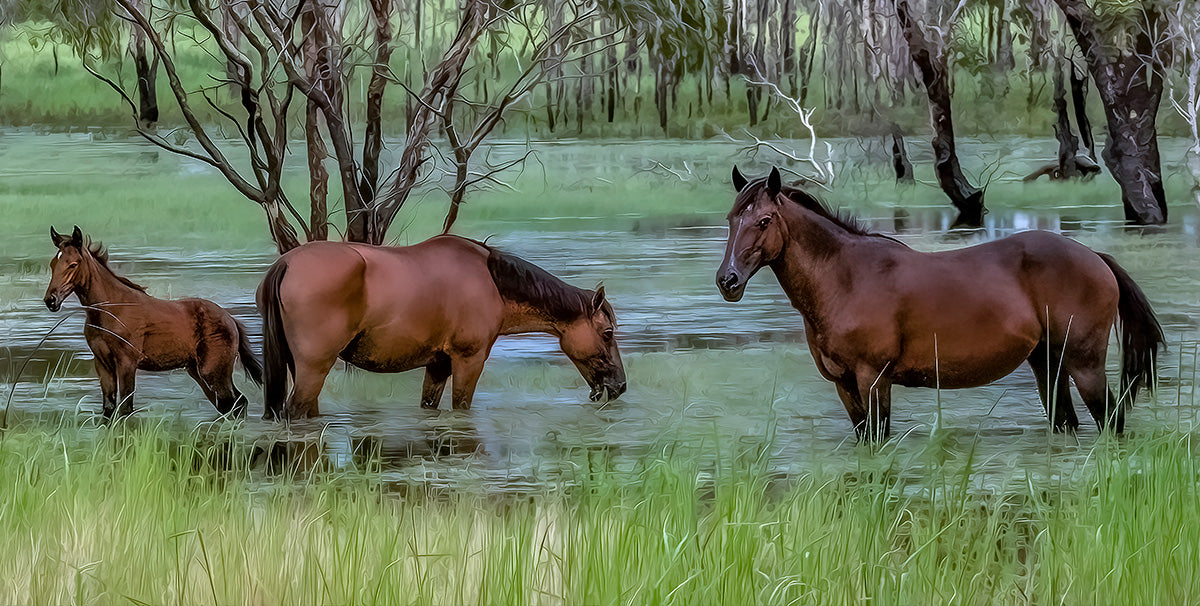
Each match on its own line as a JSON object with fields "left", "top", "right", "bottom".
{"left": 1067, "top": 351, "right": 1123, "bottom": 433}
{"left": 421, "top": 353, "right": 452, "bottom": 409}
{"left": 1027, "top": 342, "right": 1080, "bottom": 432}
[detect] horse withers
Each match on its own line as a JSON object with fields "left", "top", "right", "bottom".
{"left": 44, "top": 226, "right": 263, "bottom": 417}
{"left": 256, "top": 235, "right": 626, "bottom": 419}
{"left": 717, "top": 167, "right": 1163, "bottom": 440}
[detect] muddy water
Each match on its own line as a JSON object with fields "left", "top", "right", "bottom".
{"left": 3, "top": 130, "right": 1200, "bottom": 492}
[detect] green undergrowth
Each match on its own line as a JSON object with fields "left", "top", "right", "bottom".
{"left": 0, "top": 416, "right": 1195, "bottom": 604}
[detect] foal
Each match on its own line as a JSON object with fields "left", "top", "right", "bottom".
{"left": 44, "top": 226, "right": 262, "bottom": 417}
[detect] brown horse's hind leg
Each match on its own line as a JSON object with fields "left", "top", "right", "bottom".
{"left": 1068, "top": 358, "right": 1123, "bottom": 433}
{"left": 421, "top": 353, "right": 452, "bottom": 409}
{"left": 1027, "top": 342, "right": 1080, "bottom": 432}
{"left": 449, "top": 352, "right": 489, "bottom": 410}
{"left": 835, "top": 375, "right": 891, "bottom": 442}
{"left": 287, "top": 357, "right": 339, "bottom": 418}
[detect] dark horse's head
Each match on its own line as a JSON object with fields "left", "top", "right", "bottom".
{"left": 560, "top": 286, "right": 627, "bottom": 401}
{"left": 717, "top": 166, "right": 788, "bottom": 302}
{"left": 45, "top": 225, "right": 88, "bottom": 312}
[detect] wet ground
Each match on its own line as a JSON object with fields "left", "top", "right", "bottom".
{"left": 3, "top": 130, "right": 1200, "bottom": 492}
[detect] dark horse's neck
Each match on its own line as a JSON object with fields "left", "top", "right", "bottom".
{"left": 769, "top": 199, "right": 897, "bottom": 323}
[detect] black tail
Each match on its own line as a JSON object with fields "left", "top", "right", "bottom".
{"left": 234, "top": 318, "right": 264, "bottom": 386}
{"left": 1099, "top": 253, "right": 1164, "bottom": 405}
{"left": 260, "top": 262, "right": 292, "bottom": 419}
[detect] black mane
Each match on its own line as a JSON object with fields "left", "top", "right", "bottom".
{"left": 485, "top": 246, "right": 591, "bottom": 320}
{"left": 85, "top": 239, "right": 147, "bottom": 292}
{"left": 733, "top": 177, "right": 889, "bottom": 239}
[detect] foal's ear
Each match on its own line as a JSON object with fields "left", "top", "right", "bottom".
{"left": 50, "top": 226, "right": 70, "bottom": 247}
{"left": 70, "top": 226, "right": 84, "bottom": 248}
{"left": 767, "top": 167, "right": 782, "bottom": 196}
{"left": 591, "top": 285, "right": 607, "bottom": 312}
{"left": 732, "top": 166, "right": 748, "bottom": 192}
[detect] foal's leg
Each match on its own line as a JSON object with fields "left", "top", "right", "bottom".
{"left": 113, "top": 360, "right": 138, "bottom": 417}
{"left": 1027, "top": 341, "right": 1080, "bottom": 432}
{"left": 420, "top": 353, "right": 452, "bottom": 409}
{"left": 96, "top": 358, "right": 119, "bottom": 418}
{"left": 449, "top": 351, "right": 489, "bottom": 410}
{"left": 187, "top": 365, "right": 220, "bottom": 409}
{"left": 834, "top": 380, "right": 868, "bottom": 439}
{"left": 197, "top": 351, "right": 247, "bottom": 417}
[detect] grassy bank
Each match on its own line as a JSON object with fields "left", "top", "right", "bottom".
{"left": 0, "top": 419, "right": 1195, "bottom": 604}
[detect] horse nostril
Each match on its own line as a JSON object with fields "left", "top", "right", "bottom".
{"left": 717, "top": 273, "right": 738, "bottom": 291}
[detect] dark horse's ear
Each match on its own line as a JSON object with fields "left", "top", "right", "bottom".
{"left": 591, "top": 285, "right": 606, "bottom": 312}
{"left": 732, "top": 166, "right": 748, "bottom": 192}
{"left": 71, "top": 225, "right": 84, "bottom": 248}
{"left": 767, "top": 167, "right": 782, "bottom": 197}
{"left": 50, "top": 226, "right": 70, "bottom": 247}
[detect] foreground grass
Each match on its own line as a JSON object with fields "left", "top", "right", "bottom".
{"left": 0, "top": 420, "right": 1196, "bottom": 605}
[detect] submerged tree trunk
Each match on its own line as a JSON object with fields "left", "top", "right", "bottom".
{"left": 891, "top": 124, "right": 914, "bottom": 183}
{"left": 1052, "top": 58, "right": 1080, "bottom": 178}
{"left": 128, "top": 0, "right": 158, "bottom": 128}
{"left": 895, "top": 0, "right": 985, "bottom": 227}
{"left": 1054, "top": 0, "right": 1168, "bottom": 224}
{"left": 1068, "top": 60, "right": 1095, "bottom": 159}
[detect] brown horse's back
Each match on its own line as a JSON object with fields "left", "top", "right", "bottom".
{"left": 267, "top": 236, "right": 504, "bottom": 374}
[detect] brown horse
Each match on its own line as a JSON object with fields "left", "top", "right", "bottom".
{"left": 716, "top": 167, "right": 1163, "bottom": 440}
{"left": 44, "top": 226, "right": 263, "bottom": 417}
{"left": 256, "top": 235, "right": 626, "bottom": 419}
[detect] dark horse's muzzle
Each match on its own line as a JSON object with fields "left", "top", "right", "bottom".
{"left": 716, "top": 269, "right": 746, "bottom": 302}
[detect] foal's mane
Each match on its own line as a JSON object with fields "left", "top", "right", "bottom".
{"left": 733, "top": 177, "right": 891, "bottom": 240}
{"left": 83, "top": 239, "right": 147, "bottom": 292}
{"left": 482, "top": 243, "right": 598, "bottom": 322}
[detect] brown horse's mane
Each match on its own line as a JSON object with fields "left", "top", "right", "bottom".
{"left": 734, "top": 178, "right": 894, "bottom": 241}
{"left": 484, "top": 246, "right": 596, "bottom": 322}
{"left": 84, "top": 239, "right": 147, "bottom": 292}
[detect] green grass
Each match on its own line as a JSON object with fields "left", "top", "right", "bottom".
{"left": 0, "top": 418, "right": 1195, "bottom": 604}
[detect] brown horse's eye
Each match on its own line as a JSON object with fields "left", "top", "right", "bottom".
{"left": 757, "top": 216, "right": 772, "bottom": 229}
{"left": 67, "top": 262, "right": 79, "bottom": 269}
{"left": 603, "top": 328, "right": 614, "bottom": 341}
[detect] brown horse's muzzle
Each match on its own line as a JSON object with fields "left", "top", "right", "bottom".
{"left": 589, "top": 379, "right": 627, "bottom": 402}
{"left": 44, "top": 292, "right": 64, "bottom": 312}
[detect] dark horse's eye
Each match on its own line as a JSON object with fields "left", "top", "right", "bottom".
{"left": 603, "top": 328, "right": 614, "bottom": 341}
{"left": 757, "top": 216, "right": 772, "bottom": 229}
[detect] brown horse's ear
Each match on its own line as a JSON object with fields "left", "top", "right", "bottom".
{"left": 767, "top": 167, "right": 782, "bottom": 197}
{"left": 591, "top": 285, "right": 606, "bottom": 312}
{"left": 71, "top": 226, "right": 84, "bottom": 248}
{"left": 732, "top": 166, "right": 748, "bottom": 192}
{"left": 51, "top": 226, "right": 70, "bottom": 247}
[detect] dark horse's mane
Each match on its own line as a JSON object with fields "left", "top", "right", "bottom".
{"left": 84, "top": 238, "right": 147, "bottom": 292}
{"left": 482, "top": 243, "right": 602, "bottom": 321}
{"left": 734, "top": 177, "right": 893, "bottom": 241}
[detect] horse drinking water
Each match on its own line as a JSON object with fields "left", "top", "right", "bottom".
{"left": 716, "top": 167, "right": 1163, "bottom": 440}
{"left": 257, "top": 235, "right": 626, "bottom": 419}
{"left": 44, "top": 226, "right": 263, "bottom": 417}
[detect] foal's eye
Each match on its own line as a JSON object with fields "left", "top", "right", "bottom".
{"left": 757, "top": 216, "right": 772, "bottom": 229}
{"left": 602, "top": 328, "right": 614, "bottom": 341}
{"left": 67, "top": 262, "right": 78, "bottom": 269}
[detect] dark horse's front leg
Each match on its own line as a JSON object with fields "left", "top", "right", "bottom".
{"left": 420, "top": 354, "right": 452, "bottom": 409}
{"left": 834, "top": 370, "right": 893, "bottom": 442}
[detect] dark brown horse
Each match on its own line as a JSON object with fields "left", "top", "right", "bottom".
{"left": 257, "top": 235, "right": 626, "bottom": 419}
{"left": 44, "top": 226, "right": 263, "bottom": 417}
{"left": 717, "top": 167, "right": 1163, "bottom": 440}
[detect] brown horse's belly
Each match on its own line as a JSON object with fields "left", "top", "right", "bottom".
{"left": 338, "top": 333, "right": 434, "bottom": 373}
{"left": 892, "top": 336, "right": 1036, "bottom": 389}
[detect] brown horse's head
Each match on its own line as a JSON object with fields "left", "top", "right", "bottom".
{"left": 45, "top": 225, "right": 87, "bottom": 312}
{"left": 717, "top": 166, "right": 788, "bottom": 302}
{"left": 559, "top": 286, "right": 626, "bottom": 401}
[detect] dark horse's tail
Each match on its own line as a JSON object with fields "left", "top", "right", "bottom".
{"left": 234, "top": 318, "right": 264, "bottom": 386}
{"left": 1098, "top": 253, "right": 1164, "bottom": 405}
{"left": 260, "top": 262, "right": 292, "bottom": 419}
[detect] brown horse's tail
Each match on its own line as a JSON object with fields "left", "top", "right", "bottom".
{"left": 234, "top": 318, "right": 264, "bottom": 386}
{"left": 260, "top": 262, "right": 292, "bottom": 416}
{"left": 1099, "top": 253, "right": 1164, "bottom": 405}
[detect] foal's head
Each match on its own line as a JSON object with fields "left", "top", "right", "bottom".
{"left": 559, "top": 286, "right": 627, "bottom": 402}
{"left": 717, "top": 166, "right": 789, "bottom": 302}
{"left": 45, "top": 226, "right": 88, "bottom": 311}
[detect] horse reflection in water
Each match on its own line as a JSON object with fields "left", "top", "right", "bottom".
{"left": 258, "top": 235, "right": 626, "bottom": 420}
{"left": 717, "top": 167, "right": 1163, "bottom": 441}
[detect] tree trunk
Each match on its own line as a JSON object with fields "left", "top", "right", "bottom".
{"left": 1054, "top": 0, "right": 1168, "bottom": 224}
{"left": 1052, "top": 58, "right": 1080, "bottom": 178}
{"left": 891, "top": 125, "right": 914, "bottom": 183}
{"left": 128, "top": 0, "right": 158, "bottom": 128}
{"left": 895, "top": 0, "right": 985, "bottom": 227}
{"left": 1068, "top": 60, "right": 1094, "bottom": 160}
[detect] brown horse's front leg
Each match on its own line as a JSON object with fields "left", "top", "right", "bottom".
{"left": 421, "top": 354, "right": 452, "bottom": 409}
{"left": 112, "top": 360, "right": 138, "bottom": 417}
{"left": 95, "top": 357, "right": 119, "bottom": 418}
{"left": 449, "top": 352, "right": 489, "bottom": 410}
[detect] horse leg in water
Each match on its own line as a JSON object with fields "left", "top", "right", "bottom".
{"left": 421, "top": 353, "right": 452, "bottom": 409}
{"left": 834, "top": 380, "right": 868, "bottom": 438}
{"left": 113, "top": 359, "right": 137, "bottom": 417}
{"left": 1065, "top": 343, "right": 1123, "bottom": 432}
{"left": 288, "top": 354, "right": 340, "bottom": 418}
{"left": 1027, "top": 341, "right": 1080, "bottom": 432}
{"left": 857, "top": 368, "right": 892, "bottom": 441}
{"left": 450, "top": 350, "right": 490, "bottom": 410}
{"left": 193, "top": 354, "right": 247, "bottom": 417}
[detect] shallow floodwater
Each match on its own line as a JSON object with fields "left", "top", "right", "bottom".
{"left": 3, "top": 130, "right": 1200, "bottom": 493}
